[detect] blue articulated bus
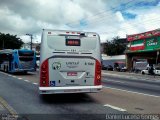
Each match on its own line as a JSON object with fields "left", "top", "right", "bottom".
{"left": 0, "top": 49, "right": 36, "bottom": 73}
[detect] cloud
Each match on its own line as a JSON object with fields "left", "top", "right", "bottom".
{"left": 0, "top": 0, "right": 159, "bottom": 43}
{"left": 115, "top": 11, "right": 125, "bottom": 22}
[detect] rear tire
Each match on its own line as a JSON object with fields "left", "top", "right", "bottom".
{"left": 23, "top": 71, "right": 28, "bottom": 74}
{"left": 142, "top": 71, "right": 145, "bottom": 75}
{"left": 6, "top": 66, "right": 8, "bottom": 73}
{"left": 3, "top": 66, "right": 5, "bottom": 72}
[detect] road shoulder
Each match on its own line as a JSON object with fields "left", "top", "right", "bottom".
{"left": 0, "top": 96, "right": 17, "bottom": 115}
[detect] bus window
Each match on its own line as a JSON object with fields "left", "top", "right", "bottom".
{"left": 19, "top": 57, "right": 33, "bottom": 61}
{"left": 18, "top": 51, "right": 34, "bottom": 56}
{"left": 18, "top": 50, "right": 34, "bottom": 61}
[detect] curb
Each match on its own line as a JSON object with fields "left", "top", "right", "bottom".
{"left": 0, "top": 96, "right": 17, "bottom": 115}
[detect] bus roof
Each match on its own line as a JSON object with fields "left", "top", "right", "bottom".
{"left": 42, "top": 29, "right": 99, "bottom": 37}
{"left": 0, "top": 49, "right": 13, "bottom": 54}
{"left": 0, "top": 49, "right": 34, "bottom": 54}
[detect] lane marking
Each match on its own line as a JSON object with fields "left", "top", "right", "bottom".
{"left": 33, "top": 83, "right": 38, "bottom": 85}
{"left": 102, "top": 73, "right": 123, "bottom": 77}
{"left": 24, "top": 80, "right": 30, "bottom": 82}
{"left": 7, "top": 74, "right": 12, "bottom": 77}
{"left": 18, "top": 78, "right": 22, "bottom": 80}
{"left": 12, "top": 76, "right": 17, "bottom": 78}
{"left": 102, "top": 73, "right": 139, "bottom": 80}
{"left": 0, "top": 96, "right": 18, "bottom": 116}
{"left": 106, "top": 80, "right": 125, "bottom": 84}
{"left": 104, "top": 86, "right": 160, "bottom": 98}
{"left": 102, "top": 72, "right": 160, "bottom": 81}
{"left": 104, "top": 104, "right": 126, "bottom": 112}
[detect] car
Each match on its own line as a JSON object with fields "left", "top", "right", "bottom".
{"left": 121, "top": 66, "right": 127, "bottom": 72}
{"left": 114, "top": 61, "right": 126, "bottom": 72}
{"left": 102, "top": 65, "right": 107, "bottom": 70}
{"left": 106, "top": 65, "right": 114, "bottom": 71}
{"left": 141, "top": 68, "right": 149, "bottom": 75}
{"left": 141, "top": 67, "right": 160, "bottom": 75}
{"left": 154, "top": 67, "right": 160, "bottom": 75}
{"left": 102, "top": 65, "right": 113, "bottom": 71}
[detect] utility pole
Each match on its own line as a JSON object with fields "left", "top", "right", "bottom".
{"left": 26, "top": 34, "right": 33, "bottom": 50}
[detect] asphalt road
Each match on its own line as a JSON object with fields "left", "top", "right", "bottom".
{"left": 0, "top": 71, "right": 126, "bottom": 120}
{"left": 102, "top": 73, "right": 160, "bottom": 96}
{"left": 0, "top": 70, "right": 160, "bottom": 120}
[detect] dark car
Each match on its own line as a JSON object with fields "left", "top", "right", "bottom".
{"left": 106, "top": 65, "right": 113, "bottom": 71}
{"left": 102, "top": 65, "right": 113, "bottom": 71}
{"left": 102, "top": 65, "right": 107, "bottom": 70}
{"left": 114, "top": 61, "right": 126, "bottom": 72}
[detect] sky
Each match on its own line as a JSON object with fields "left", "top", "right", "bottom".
{"left": 0, "top": 0, "right": 160, "bottom": 43}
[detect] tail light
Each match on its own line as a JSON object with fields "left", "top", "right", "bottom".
{"left": 40, "top": 59, "right": 49, "bottom": 87}
{"left": 94, "top": 60, "right": 101, "bottom": 85}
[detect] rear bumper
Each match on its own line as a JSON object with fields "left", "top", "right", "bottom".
{"left": 14, "top": 68, "right": 36, "bottom": 72}
{"left": 39, "top": 85, "right": 102, "bottom": 94}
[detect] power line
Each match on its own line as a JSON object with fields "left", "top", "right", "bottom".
{"left": 66, "top": 0, "right": 135, "bottom": 27}
{"left": 99, "top": 18, "right": 160, "bottom": 34}
{"left": 67, "top": 1, "right": 152, "bottom": 28}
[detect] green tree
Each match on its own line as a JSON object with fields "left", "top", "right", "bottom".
{"left": 104, "top": 36, "right": 127, "bottom": 56}
{"left": 0, "top": 32, "right": 24, "bottom": 49}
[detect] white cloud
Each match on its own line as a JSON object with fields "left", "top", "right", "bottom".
{"left": 0, "top": 0, "right": 159, "bottom": 43}
{"left": 115, "top": 11, "right": 124, "bottom": 22}
{"left": 61, "top": 1, "right": 85, "bottom": 24}
{"left": 125, "top": 4, "right": 160, "bottom": 33}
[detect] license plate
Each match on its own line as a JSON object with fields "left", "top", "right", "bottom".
{"left": 67, "top": 72, "right": 77, "bottom": 76}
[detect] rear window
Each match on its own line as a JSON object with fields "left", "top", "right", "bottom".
{"left": 18, "top": 51, "right": 34, "bottom": 56}
{"left": 155, "top": 67, "right": 160, "bottom": 70}
{"left": 47, "top": 35, "right": 97, "bottom": 50}
{"left": 19, "top": 57, "right": 33, "bottom": 61}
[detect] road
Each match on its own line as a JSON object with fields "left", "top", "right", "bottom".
{"left": 103, "top": 72, "right": 160, "bottom": 96}
{"left": 0, "top": 70, "right": 160, "bottom": 120}
{"left": 0, "top": 71, "right": 126, "bottom": 120}
{"left": 101, "top": 71, "right": 160, "bottom": 114}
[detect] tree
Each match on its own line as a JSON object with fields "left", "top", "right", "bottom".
{"left": 0, "top": 32, "right": 24, "bottom": 49}
{"left": 103, "top": 36, "right": 127, "bottom": 56}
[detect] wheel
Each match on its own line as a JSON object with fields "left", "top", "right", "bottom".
{"left": 3, "top": 66, "right": 5, "bottom": 71}
{"left": 4, "top": 66, "right": 7, "bottom": 72}
{"left": 6, "top": 66, "right": 8, "bottom": 73}
{"left": 23, "top": 71, "right": 28, "bottom": 74}
{"left": 142, "top": 71, "right": 145, "bottom": 75}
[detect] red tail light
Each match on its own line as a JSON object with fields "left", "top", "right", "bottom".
{"left": 40, "top": 59, "right": 49, "bottom": 87}
{"left": 94, "top": 60, "right": 101, "bottom": 85}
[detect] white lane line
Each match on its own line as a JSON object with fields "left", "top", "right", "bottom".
{"left": 24, "top": 80, "right": 30, "bottom": 82}
{"left": 104, "top": 86, "right": 160, "bottom": 98}
{"left": 7, "top": 74, "right": 12, "bottom": 77}
{"left": 104, "top": 104, "right": 126, "bottom": 112}
{"left": 12, "top": 76, "right": 16, "bottom": 78}
{"left": 102, "top": 73, "right": 122, "bottom": 77}
{"left": 33, "top": 83, "right": 38, "bottom": 85}
{"left": 18, "top": 78, "right": 22, "bottom": 80}
{"left": 0, "top": 72, "right": 5, "bottom": 74}
{"left": 0, "top": 96, "right": 18, "bottom": 115}
{"left": 106, "top": 80, "right": 125, "bottom": 84}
